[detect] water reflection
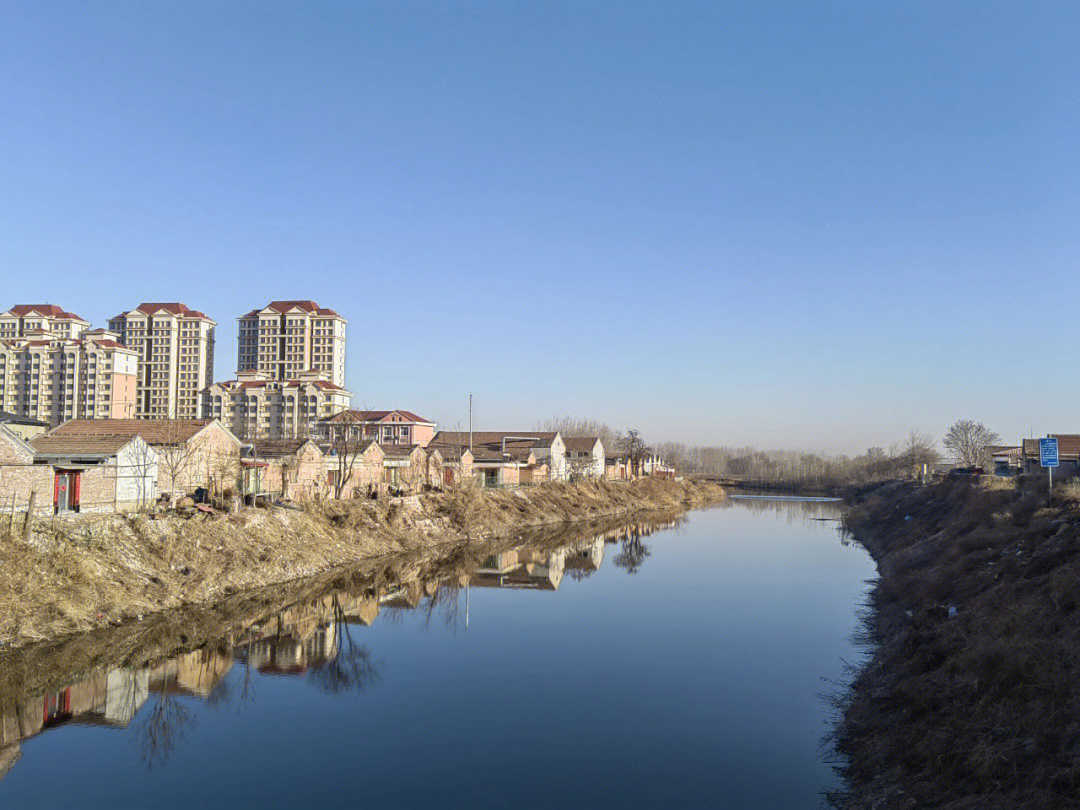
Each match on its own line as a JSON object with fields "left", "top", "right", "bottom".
{"left": 0, "top": 512, "right": 684, "bottom": 781}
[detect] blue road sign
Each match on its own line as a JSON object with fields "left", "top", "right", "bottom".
{"left": 1040, "top": 437, "right": 1059, "bottom": 468}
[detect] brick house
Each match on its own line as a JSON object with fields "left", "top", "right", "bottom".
{"left": 425, "top": 445, "right": 475, "bottom": 489}
{"left": 1021, "top": 435, "right": 1080, "bottom": 479}
{"left": 324, "top": 440, "right": 384, "bottom": 499}
{"left": 427, "top": 431, "right": 567, "bottom": 485}
{"left": 379, "top": 444, "right": 429, "bottom": 493}
{"left": 563, "top": 437, "right": 606, "bottom": 480}
{"left": 243, "top": 439, "right": 327, "bottom": 501}
{"left": 40, "top": 419, "right": 240, "bottom": 500}
{"left": 0, "top": 425, "right": 55, "bottom": 515}
{"left": 28, "top": 430, "right": 159, "bottom": 513}
{"left": 317, "top": 409, "right": 437, "bottom": 447}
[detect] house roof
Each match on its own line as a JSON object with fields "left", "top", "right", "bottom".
{"left": 45, "top": 419, "right": 228, "bottom": 447}
{"left": 429, "top": 431, "right": 558, "bottom": 450}
{"left": 243, "top": 439, "right": 324, "bottom": 459}
{"left": 0, "top": 410, "right": 49, "bottom": 427}
{"left": 4, "top": 304, "right": 87, "bottom": 322}
{"left": 31, "top": 433, "right": 139, "bottom": 457}
{"left": 563, "top": 436, "right": 600, "bottom": 453}
{"left": 322, "top": 409, "right": 432, "bottom": 424}
{"left": 1022, "top": 435, "right": 1080, "bottom": 458}
{"left": 377, "top": 443, "right": 423, "bottom": 459}
{"left": 111, "top": 303, "right": 212, "bottom": 321}
{"left": 240, "top": 300, "right": 342, "bottom": 319}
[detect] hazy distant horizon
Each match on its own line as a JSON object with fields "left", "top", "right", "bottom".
{"left": 4, "top": 2, "right": 1078, "bottom": 454}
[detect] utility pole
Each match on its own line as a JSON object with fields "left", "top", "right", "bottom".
{"left": 469, "top": 393, "right": 473, "bottom": 453}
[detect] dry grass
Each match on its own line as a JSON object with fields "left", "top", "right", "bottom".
{"left": 836, "top": 476, "right": 1080, "bottom": 809}
{"left": 0, "top": 478, "right": 723, "bottom": 649}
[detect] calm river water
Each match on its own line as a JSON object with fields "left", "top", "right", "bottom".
{"left": 0, "top": 498, "right": 874, "bottom": 809}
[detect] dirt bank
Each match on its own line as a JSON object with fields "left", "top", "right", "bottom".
{"left": 0, "top": 478, "right": 722, "bottom": 649}
{"left": 837, "top": 477, "right": 1080, "bottom": 809}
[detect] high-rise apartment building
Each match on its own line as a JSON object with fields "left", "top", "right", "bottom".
{"left": 108, "top": 303, "right": 215, "bottom": 420}
{"left": 237, "top": 301, "right": 346, "bottom": 387}
{"left": 201, "top": 369, "right": 351, "bottom": 440}
{"left": 0, "top": 329, "right": 138, "bottom": 426}
{"left": 0, "top": 304, "right": 90, "bottom": 340}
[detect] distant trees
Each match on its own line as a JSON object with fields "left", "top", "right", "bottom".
{"left": 942, "top": 420, "right": 1000, "bottom": 468}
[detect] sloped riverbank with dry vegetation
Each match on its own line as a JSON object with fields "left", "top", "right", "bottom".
{"left": 836, "top": 477, "right": 1080, "bottom": 809}
{"left": 0, "top": 478, "right": 723, "bottom": 649}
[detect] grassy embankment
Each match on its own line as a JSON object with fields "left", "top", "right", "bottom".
{"left": 836, "top": 476, "right": 1080, "bottom": 809}
{"left": 0, "top": 478, "right": 723, "bottom": 649}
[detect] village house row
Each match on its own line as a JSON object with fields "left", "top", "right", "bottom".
{"left": 0, "top": 302, "right": 671, "bottom": 515}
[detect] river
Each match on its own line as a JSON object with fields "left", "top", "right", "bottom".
{"left": 0, "top": 497, "right": 874, "bottom": 809}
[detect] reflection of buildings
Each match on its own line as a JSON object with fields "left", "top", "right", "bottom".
{"left": 0, "top": 512, "right": 683, "bottom": 782}
{"left": 470, "top": 547, "right": 566, "bottom": 591}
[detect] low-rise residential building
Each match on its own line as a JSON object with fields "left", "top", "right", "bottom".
{"left": 379, "top": 443, "right": 428, "bottom": 493}
{"left": 0, "top": 425, "right": 55, "bottom": 514}
{"left": 316, "top": 409, "right": 436, "bottom": 447}
{"left": 564, "top": 436, "right": 606, "bottom": 480}
{"left": 202, "top": 370, "right": 351, "bottom": 440}
{"left": 243, "top": 439, "right": 327, "bottom": 501}
{"left": 605, "top": 452, "right": 630, "bottom": 481}
{"left": 39, "top": 419, "right": 240, "bottom": 500}
{"left": 28, "top": 431, "right": 159, "bottom": 514}
{"left": 0, "top": 330, "right": 138, "bottom": 426}
{"left": 427, "top": 431, "right": 567, "bottom": 485}
{"left": 1022, "top": 435, "right": 1080, "bottom": 478}
{"left": 324, "top": 440, "right": 384, "bottom": 498}
{"left": 0, "top": 304, "right": 90, "bottom": 340}
{"left": 237, "top": 300, "right": 347, "bottom": 387}
{"left": 108, "top": 303, "right": 216, "bottom": 420}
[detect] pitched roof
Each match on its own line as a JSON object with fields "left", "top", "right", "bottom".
{"left": 377, "top": 443, "right": 423, "bottom": 459}
{"left": 322, "top": 409, "right": 432, "bottom": 424}
{"left": 111, "top": 303, "right": 212, "bottom": 320}
{"left": 429, "top": 431, "right": 558, "bottom": 450}
{"left": 1022, "top": 435, "right": 1080, "bottom": 458}
{"left": 45, "top": 419, "right": 224, "bottom": 446}
{"left": 5, "top": 304, "right": 87, "bottom": 321}
{"left": 243, "top": 439, "right": 324, "bottom": 459}
{"left": 563, "top": 436, "right": 600, "bottom": 453}
{"left": 240, "top": 300, "right": 342, "bottom": 319}
{"left": 31, "top": 433, "right": 139, "bottom": 456}
{"left": 0, "top": 410, "right": 49, "bottom": 427}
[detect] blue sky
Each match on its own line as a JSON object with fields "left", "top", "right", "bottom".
{"left": 2, "top": 2, "right": 1078, "bottom": 453}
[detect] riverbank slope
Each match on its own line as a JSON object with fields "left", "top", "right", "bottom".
{"left": 0, "top": 478, "right": 722, "bottom": 649}
{"left": 838, "top": 477, "right": 1080, "bottom": 809}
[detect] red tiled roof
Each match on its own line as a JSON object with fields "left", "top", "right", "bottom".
{"left": 323, "top": 409, "right": 432, "bottom": 424}
{"left": 111, "top": 303, "right": 212, "bottom": 320}
{"left": 7, "top": 304, "right": 87, "bottom": 321}
{"left": 240, "top": 301, "right": 342, "bottom": 319}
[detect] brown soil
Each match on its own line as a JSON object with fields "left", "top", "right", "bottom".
{"left": 0, "top": 478, "right": 723, "bottom": 650}
{"left": 836, "top": 476, "right": 1080, "bottom": 809}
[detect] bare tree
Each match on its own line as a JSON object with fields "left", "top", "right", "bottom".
{"left": 156, "top": 421, "right": 197, "bottom": 507}
{"left": 619, "top": 429, "right": 650, "bottom": 478}
{"left": 327, "top": 413, "right": 367, "bottom": 499}
{"left": 943, "top": 420, "right": 1000, "bottom": 468}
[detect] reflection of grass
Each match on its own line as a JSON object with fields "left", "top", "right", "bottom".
{"left": 0, "top": 509, "right": 694, "bottom": 721}
{"left": 0, "top": 479, "right": 723, "bottom": 649}
{"left": 834, "top": 477, "right": 1080, "bottom": 807}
